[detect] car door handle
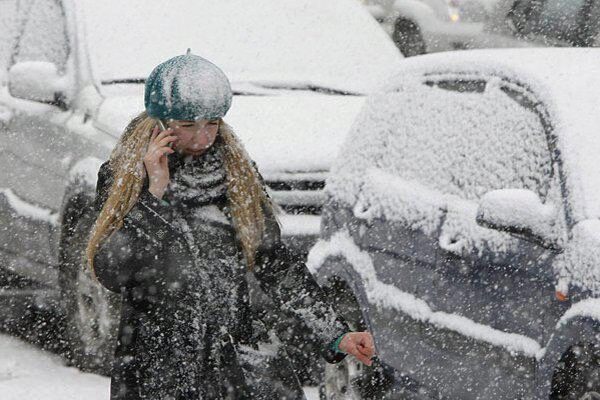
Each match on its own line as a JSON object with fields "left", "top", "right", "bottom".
{"left": 439, "top": 233, "right": 467, "bottom": 256}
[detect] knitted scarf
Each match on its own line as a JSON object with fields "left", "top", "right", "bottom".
{"left": 163, "top": 143, "right": 228, "bottom": 210}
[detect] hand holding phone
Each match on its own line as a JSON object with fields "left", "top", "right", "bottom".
{"left": 156, "top": 119, "right": 175, "bottom": 149}
{"left": 145, "top": 124, "right": 175, "bottom": 199}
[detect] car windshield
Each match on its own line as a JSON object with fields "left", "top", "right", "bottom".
{"left": 79, "top": 0, "right": 400, "bottom": 94}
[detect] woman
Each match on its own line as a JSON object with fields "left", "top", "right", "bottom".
{"left": 86, "top": 53, "right": 375, "bottom": 399}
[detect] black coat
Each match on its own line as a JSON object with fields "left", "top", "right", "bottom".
{"left": 93, "top": 161, "right": 348, "bottom": 399}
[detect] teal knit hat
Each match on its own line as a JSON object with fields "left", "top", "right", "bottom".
{"left": 144, "top": 52, "right": 232, "bottom": 121}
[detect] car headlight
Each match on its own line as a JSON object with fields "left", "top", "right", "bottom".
{"left": 447, "top": 0, "right": 461, "bottom": 22}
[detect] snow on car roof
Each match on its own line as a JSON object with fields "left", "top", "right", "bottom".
{"left": 76, "top": 0, "right": 402, "bottom": 94}
{"left": 330, "top": 48, "right": 600, "bottom": 222}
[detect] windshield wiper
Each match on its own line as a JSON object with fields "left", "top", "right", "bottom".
{"left": 101, "top": 78, "right": 145, "bottom": 85}
{"left": 101, "top": 78, "right": 266, "bottom": 96}
{"left": 252, "top": 82, "right": 360, "bottom": 96}
{"left": 101, "top": 79, "right": 358, "bottom": 96}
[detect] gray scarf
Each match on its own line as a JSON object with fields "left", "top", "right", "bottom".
{"left": 164, "top": 143, "right": 228, "bottom": 210}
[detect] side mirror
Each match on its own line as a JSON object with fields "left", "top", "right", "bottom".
{"left": 8, "top": 61, "right": 68, "bottom": 109}
{"left": 365, "top": 4, "right": 387, "bottom": 21}
{"left": 476, "top": 189, "right": 559, "bottom": 250}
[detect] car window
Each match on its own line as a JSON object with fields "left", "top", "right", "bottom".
{"left": 12, "top": 0, "right": 69, "bottom": 71}
{"left": 375, "top": 77, "right": 553, "bottom": 202}
{"left": 507, "top": 0, "right": 539, "bottom": 36}
{"left": 535, "top": 0, "right": 588, "bottom": 42}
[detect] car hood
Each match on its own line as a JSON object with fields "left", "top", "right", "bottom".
{"left": 95, "top": 92, "right": 365, "bottom": 173}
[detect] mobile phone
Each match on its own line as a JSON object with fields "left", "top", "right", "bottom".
{"left": 156, "top": 119, "right": 174, "bottom": 149}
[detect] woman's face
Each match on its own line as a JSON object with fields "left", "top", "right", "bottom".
{"left": 167, "top": 119, "right": 220, "bottom": 157}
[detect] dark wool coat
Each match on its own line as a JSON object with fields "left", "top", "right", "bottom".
{"left": 93, "top": 161, "right": 348, "bottom": 400}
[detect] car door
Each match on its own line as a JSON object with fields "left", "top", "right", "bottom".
{"left": 340, "top": 78, "right": 511, "bottom": 397}
{"left": 421, "top": 78, "right": 570, "bottom": 398}
{"left": 0, "top": 0, "right": 74, "bottom": 285}
{"left": 431, "top": 80, "right": 569, "bottom": 340}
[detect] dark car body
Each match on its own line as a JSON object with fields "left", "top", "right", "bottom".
{"left": 312, "top": 49, "right": 600, "bottom": 399}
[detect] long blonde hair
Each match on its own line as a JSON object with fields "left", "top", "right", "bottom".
{"left": 86, "top": 112, "right": 275, "bottom": 274}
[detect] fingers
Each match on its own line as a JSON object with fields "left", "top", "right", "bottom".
{"left": 357, "top": 343, "right": 374, "bottom": 359}
{"left": 348, "top": 346, "right": 373, "bottom": 366}
{"left": 354, "top": 343, "right": 374, "bottom": 365}
{"left": 157, "top": 135, "right": 177, "bottom": 148}
{"left": 153, "top": 146, "right": 175, "bottom": 161}
{"left": 148, "top": 127, "right": 176, "bottom": 153}
{"left": 342, "top": 332, "right": 375, "bottom": 366}
{"left": 145, "top": 145, "right": 174, "bottom": 167}
{"left": 158, "top": 146, "right": 175, "bottom": 156}
{"left": 154, "top": 126, "right": 173, "bottom": 142}
{"left": 358, "top": 334, "right": 375, "bottom": 358}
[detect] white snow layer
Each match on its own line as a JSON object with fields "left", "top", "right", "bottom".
{"left": 0, "top": 334, "right": 320, "bottom": 400}
{"left": 7, "top": 61, "right": 67, "bottom": 99}
{"left": 278, "top": 215, "right": 321, "bottom": 237}
{"left": 68, "top": 156, "right": 104, "bottom": 188}
{"left": 0, "top": 0, "right": 19, "bottom": 83}
{"left": 558, "top": 297, "right": 600, "bottom": 328}
{"left": 326, "top": 48, "right": 600, "bottom": 292}
{"left": 79, "top": 0, "right": 401, "bottom": 94}
{"left": 307, "top": 231, "right": 543, "bottom": 358}
{"left": 327, "top": 56, "right": 554, "bottom": 209}
{"left": 330, "top": 48, "right": 600, "bottom": 222}
{"left": 0, "top": 334, "right": 109, "bottom": 400}
{"left": 555, "top": 220, "right": 600, "bottom": 295}
{"left": 478, "top": 189, "right": 557, "bottom": 239}
{"left": 353, "top": 168, "right": 545, "bottom": 260}
{"left": 96, "top": 90, "right": 365, "bottom": 174}
{"left": 0, "top": 188, "right": 59, "bottom": 225}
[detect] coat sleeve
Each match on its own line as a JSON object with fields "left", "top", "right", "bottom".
{"left": 92, "top": 161, "right": 174, "bottom": 293}
{"left": 253, "top": 215, "right": 350, "bottom": 364}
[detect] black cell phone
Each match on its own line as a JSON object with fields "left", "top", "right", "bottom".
{"left": 156, "top": 119, "right": 174, "bottom": 149}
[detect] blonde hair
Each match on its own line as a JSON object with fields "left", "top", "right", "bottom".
{"left": 85, "top": 112, "right": 275, "bottom": 275}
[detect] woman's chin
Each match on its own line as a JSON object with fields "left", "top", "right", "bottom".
{"left": 182, "top": 148, "right": 207, "bottom": 157}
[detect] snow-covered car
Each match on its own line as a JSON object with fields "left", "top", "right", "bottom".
{"left": 483, "top": 0, "right": 600, "bottom": 48}
{"left": 0, "top": 0, "right": 401, "bottom": 371}
{"left": 310, "top": 48, "right": 600, "bottom": 399}
{"left": 361, "top": 0, "right": 500, "bottom": 56}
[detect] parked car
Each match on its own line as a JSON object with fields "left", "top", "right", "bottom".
{"left": 483, "top": 0, "right": 600, "bottom": 48}
{"left": 361, "top": 0, "right": 499, "bottom": 56}
{"left": 310, "top": 48, "right": 600, "bottom": 399}
{"left": 0, "top": 0, "right": 401, "bottom": 373}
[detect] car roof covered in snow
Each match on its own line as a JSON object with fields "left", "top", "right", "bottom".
{"left": 332, "top": 48, "right": 600, "bottom": 223}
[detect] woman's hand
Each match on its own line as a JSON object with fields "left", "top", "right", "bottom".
{"left": 339, "top": 331, "right": 375, "bottom": 366}
{"left": 144, "top": 126, "right": 176, "bottom": 199}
